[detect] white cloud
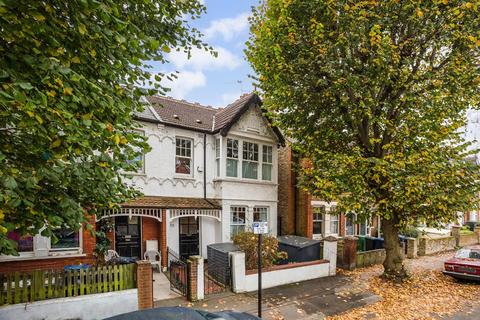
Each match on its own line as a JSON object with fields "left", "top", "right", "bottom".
{"left": 168, "top": 46, "right": 242, "bottom": 71}
{"left": 203, "top": 12, "right": 250, "bottom": 42}
{"left": 149, "top": 70, "right": 207, "bottom": 99}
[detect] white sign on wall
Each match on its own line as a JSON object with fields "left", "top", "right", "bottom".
{"left": 253, "top": 222, "right": 268, "bottom": 234}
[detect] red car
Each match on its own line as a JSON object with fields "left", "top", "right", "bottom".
{"left": 443, "top": 246, "right": 480, "bottom": 281}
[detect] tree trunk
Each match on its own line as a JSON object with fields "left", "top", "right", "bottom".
{"left": 381, "top": 218, "right": 408, "bottom": 281}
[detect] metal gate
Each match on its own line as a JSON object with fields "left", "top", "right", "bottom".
{"left": 204, "top": 263, "right": 229, "bottom": 295}
{"left": 167, "top": 248, "right": 188, "bottom": 296}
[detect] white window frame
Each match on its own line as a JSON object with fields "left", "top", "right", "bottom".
{"left": 49, "top": 226, "right": 83, "bottom": 252}
{"left": 175, "top": 137, "right": 193, "bottom": 176}
{"left": 345, "top": 213, "right": 356, "bottom": 236}
{"left": 312, "top": 206, "right": 325, "bottom": 236}
{"left": 230, "top": 206, "right": 247, "bottom": 238}
{"left": 329, "top": 206, "right": 339, "bottom": 235}
{"left": 261, "top": 145, "right": 273, "bottom": 181}
{"left": 215, "top": 138, "right": 221, "bottom": 177}
{"left": 253, "top": 207, "right": 269, "bottom": 224}
{"left": 226, "top": 138, "right": 239, "bottom": 177}
{"left": 242, "top": 141, "right": 259, "bottom": 179}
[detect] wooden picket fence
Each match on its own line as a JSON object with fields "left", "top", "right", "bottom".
{"left": 0, "top": 264, "right": 136, "bottom": 306}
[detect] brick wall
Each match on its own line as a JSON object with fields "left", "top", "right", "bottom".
{"left": 141, "top": 218, "right": 160, "bottom": 256}
{"left": 136, "top": 261, "right": 153, "bottom": 309}
{"left": 0, "top": 215, "right": 96, "bottom": 273}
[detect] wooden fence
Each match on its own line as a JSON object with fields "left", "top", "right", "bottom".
{"left": 0, "top": 264, "right": 136, "bottom": 306}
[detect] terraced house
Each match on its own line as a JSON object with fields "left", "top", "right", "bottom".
{"left": 0, "top": 93, "right": 284, "bottom": 272}
{"left": 103, "top": 93, "right": 284, "bottom": 267}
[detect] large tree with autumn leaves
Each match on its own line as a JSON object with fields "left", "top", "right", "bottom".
{"left": 0, "top": 0, "right": 210, "bottom": 255}
{"left": 247, "top": 0, "right": 480, "bottom": 280}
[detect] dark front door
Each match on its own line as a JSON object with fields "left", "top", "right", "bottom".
{"left": 115, "top": 216, "right": 141, "bottom": 258}
{"left": 179, "top": 217, "right": 199, "bottom": 260}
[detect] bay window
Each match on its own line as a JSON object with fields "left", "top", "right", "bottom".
{"left": 175, "top": 137, "right": 192, "bottom": 175}
{"left": 226, "top": 138, "right": 238, "bottom": 177}
{"left": 242, "top": 141, "right": 258, "bottom": 179}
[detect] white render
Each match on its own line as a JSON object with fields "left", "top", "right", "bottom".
{"left": 0, "top": 289, "right": 138, "bottom": 320}
{"left": 127, "top": 102, "right": 280, "bottom": 256}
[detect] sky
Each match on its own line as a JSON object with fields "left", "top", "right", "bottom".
{"left": 147, "top": 0, "right": 479, "bottom": 152}
{"left": 149, "top": 0, "right": 258, "bottom": 108}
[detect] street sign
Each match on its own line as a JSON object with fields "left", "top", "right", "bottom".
{"left": 253, "top": 222, "right": 268, "bottom": 234}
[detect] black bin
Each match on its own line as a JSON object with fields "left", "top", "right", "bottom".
{"left": 365, "top": 236, "right": 375, "bottom": 251}
{"left": 207, "top": 243, "right": 240, "bottom": 285}
{"left": 277, "top": 235, "right": 321, "bottom": 264}
{"left": 373, "top": 237, "right": 384, "bottom": 249}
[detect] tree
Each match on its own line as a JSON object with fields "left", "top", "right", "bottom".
{"left": 0, "top": 0, "right": 210, "bottom": 255}
{"left": 246, "top": 0, "right": 480, "bottom": 280}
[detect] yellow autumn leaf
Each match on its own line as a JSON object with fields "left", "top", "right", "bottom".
{"left": 90, "top": 49, "right": 96, "bottom": 57}
{"left": 47, "top": 90, "right": 56, "bottom": 97}
{"left": 79, "top": 24, "right": 87, "bottom": 35}
{"left": 55, "top": 78, "right": 63, "bottom": 87}
{"left": 26, "top": 111, "right": 34, "bottom": 117}
{"left": 99, "top": 162, "right": 109, "bottom": 167}
{"left": 0, "top": 225, "right": 7, "bottom": 234}
{"left": 63, "top": 87, "right": 73, "bottom": 95}
{"left": 416, "top": 8, "right": 424, "bottom": 18}
{"left": 71, "top": 56, "right": 81, "bottom": 64}
{"left": 51, "top": 139, "right": 62, "bottom": 148}
{"left": 35, "top": 115, "right": 43, "bottom": 124}
{"left": 0, "top": 209, "right": 4, "bottom": 220}
{"left": 113, "top": 135, "right": 120, "bottom": 145}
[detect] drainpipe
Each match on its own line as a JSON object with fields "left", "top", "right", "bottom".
{"left": 203, "top": 133, "right": 207, "bottom": 199}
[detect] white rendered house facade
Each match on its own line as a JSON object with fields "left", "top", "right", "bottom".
{"left": 104, "top": 93, "right": 284, "bottom": 261}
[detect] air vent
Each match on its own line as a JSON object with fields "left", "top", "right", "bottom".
{"left": 196, "top": 119, "right": 202, "bottom": 124}
{"left": 173, "top": 114, "right": 179, "bottom": 119}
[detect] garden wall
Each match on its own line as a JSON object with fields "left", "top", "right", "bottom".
{"left": 0, "top": 289, "right": 138, "bottom": 320}
{"left": 233, "top": 259, "right": 330, "bottom": 292}
{"left": 418, "top": 236, "right": 456, "bottom": 256}
{"left": 356, "top": 249, "right": 386, "bottom": 268}
{"left": 458, "top": 233, "right": 479, "bottom": 247}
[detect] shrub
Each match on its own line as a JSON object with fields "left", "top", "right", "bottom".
{"left": 232, "top": 232, "right": 287, "bottom": 270}
{"left": 400, "top": 226, "right": 419, "bottom": 238}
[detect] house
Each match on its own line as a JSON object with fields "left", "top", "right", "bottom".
{"left": 0, "top": 93, "right": 284, "bottom": 272}
{"left": 102, "top": 93, "right": 284, "bottom": 266}
{"left": 277, "top": 144, "right": 380, "bottom": 240}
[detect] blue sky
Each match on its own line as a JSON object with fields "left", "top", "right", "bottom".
{"left": 152, "top": 0, "right": 258, "bottom": 108}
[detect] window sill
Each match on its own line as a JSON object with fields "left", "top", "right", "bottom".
{"left": 173, "top": 175, "right": 196, "bottom": 180}
{"left": 124, "top": 172, "right": 147, "bottom": 177}
{"left": 213, "top": 178, "right": 277, "bottom": 186}
{"left": 0, "top": 252, "right": 86, "bottom": 262}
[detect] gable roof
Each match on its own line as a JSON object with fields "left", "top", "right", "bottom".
{"left": 139, "top": 93, "right": 285, "bottom": 145}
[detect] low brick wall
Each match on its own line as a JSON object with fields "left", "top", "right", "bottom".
{"left": 418, "top": 236, "right": 456, "bottom": 256}
{"left": 458, "top": 233, "right": 479, "bottom": 247}
{"left": 356, "top": 249, "right": 386, "bottom": 268}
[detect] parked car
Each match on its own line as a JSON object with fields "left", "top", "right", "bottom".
{"left": 443, "top": 246, "right": 480, "bottom": 281}
{"left": 104, "top": 307, "right": 260, "bottom": 320}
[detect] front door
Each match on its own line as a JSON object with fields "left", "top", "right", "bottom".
{"left": 179, "top": 217, "right": 199, "bottom": 260}
{"left": 115, "top": 216, "right": 141, "bottom": 258}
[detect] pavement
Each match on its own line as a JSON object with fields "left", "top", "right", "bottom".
{"left": 154, "top": 247, "right": 479, "bottom": 319}
{"left": 155, "top": 274, "right": 381, "bottom": 319}
{"left": 153, "top": 271, "right": 180, "bottom": 301}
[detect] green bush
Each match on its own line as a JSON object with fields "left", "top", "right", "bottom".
{"left": 400, "top": 226, "right": 419, "bottom": 238}
{"left": 232, "top": 232, "right": 287, "bottom": 270}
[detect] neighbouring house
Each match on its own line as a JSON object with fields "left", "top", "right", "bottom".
{"left": 0, "top": 93, "right": 284, "bottom": 272}
{"left": 277, "top": 144, "right": 380, "bottom": 241}
{"left": 0, "top": 216, "right": 96, "bottom": 273}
